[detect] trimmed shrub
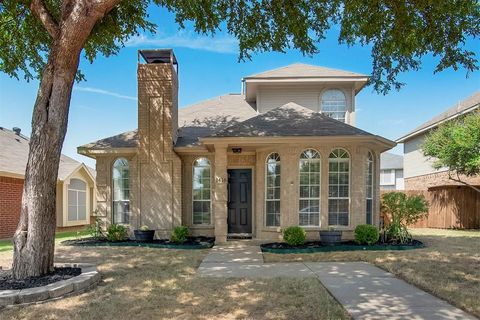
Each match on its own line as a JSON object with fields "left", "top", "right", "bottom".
{"left": 106, "top": 224, "right": 128, "bottom": 242}
{"left": 171, "top": 226, "right": 190, "bottom": 243}
{"left": 354, "top": 224, "right": 379, "bottom": 245}
{"left": 283, "top": 226, "right": 306, "bottom": 246}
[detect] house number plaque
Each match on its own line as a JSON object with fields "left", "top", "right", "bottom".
{"left": 215, "top": 177, "right": 227, "bottom": 183}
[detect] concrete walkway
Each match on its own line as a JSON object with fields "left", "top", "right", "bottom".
{"left": 198, "top": 243, "right": 476, "bottom": 320}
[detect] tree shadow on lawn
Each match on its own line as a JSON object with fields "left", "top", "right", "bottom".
{"left": 263, "top": 229, "right": 480, "bottom": 318}
{"left": 0, "top": 245, "right": 349, "bottom": 320}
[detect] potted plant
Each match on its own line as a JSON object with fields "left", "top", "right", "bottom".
{"left": 134, "top": 225, "right": 155, "bottom": 242}
{"left": 320, "top": 227, "right": 342, "bottom": 244}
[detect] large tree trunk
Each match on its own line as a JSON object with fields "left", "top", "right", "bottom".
{"left": 12, "top": 0, "right": 119, "bottom": 279}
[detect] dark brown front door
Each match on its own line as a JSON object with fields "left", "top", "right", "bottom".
{"left": 227, "top": 169, "right": 252, "bottom": 234}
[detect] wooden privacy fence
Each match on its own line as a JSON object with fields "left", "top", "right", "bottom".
{"left": 381, "top": 187, "right": 480, "bottom": 229}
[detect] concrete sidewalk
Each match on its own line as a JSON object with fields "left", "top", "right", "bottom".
{"left": 197, "top": 243, "right": 476, "bottom": 320}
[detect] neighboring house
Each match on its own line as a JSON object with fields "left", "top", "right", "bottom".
{"left": 78, "top": 49, "right": 395, "bottom": 242}
{"left": 380, "top": 152, "right": 404, "bottom": 190}
{"left": 396, "top": 92, "right": 480, "bottom": 229}
{"left": 0, "top": 127, "right": 96, "bottom": 239}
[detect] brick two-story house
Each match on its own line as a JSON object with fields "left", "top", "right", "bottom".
{"left": 78, "top": 49, "right": 395, "bottom": 242}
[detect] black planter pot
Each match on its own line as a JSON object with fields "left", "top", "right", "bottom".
{"left": 320, "top": 230, "right": 342, "bottom": 244}
{"left": 134, "top": 230, "right": 155, "bottom": 242}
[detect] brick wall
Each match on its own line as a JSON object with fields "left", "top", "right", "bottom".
{"left": 0, "top": 176, "right": 24, "bottom": 239}
{"left": 405, "top": 171, "right": 480, "bottom": 190}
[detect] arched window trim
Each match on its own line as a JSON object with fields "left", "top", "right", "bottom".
{"left": 67, "top": 178, "right": 87, "bottom": 222}
{"left": 298, "top": 149, "right": 321, "bottom": 227}
{"left": 320, "top": 89, "right": 348, "bottom": 122}
{"left": 366, "top": 151, "right": 374, "bottom": 224}
{"left": 192, "top": 157, "right": 212, "bottom": 225}
{"left": 112, "top": 158, "right": 130, "bottom": 224}
{"left": 328, "top": 148, "right": 350, "bottom": 226}
{"left": 265, "top": 152, "right": 281, "bottom": 227}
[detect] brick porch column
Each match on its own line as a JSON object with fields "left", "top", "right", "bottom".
{"left": 213, "top": 144, "right": 228, "bottom": 244}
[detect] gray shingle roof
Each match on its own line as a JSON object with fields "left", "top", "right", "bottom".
{"left": 0, "top": 127, "right": 95, "bottom": 180}
{"left": 380, "top": 152, "right": 403, "bottom": 170}
{"left": 397, "top": 91, "right": 480, "bottom": 142}
{"left": 209, "top": 102, "right": 374, "bottom": 138}
{"left": 244, "top": 63, "right": 367, "bottom": 79}
{"left": 79, "top": 130, "right": 138, "bottom": 150}
{"left": 177, "top": 94, "right": 258, "bottom": 147}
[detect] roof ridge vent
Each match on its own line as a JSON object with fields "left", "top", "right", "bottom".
{"left": 12, "top": 127, "right": 21, "bottom": 135}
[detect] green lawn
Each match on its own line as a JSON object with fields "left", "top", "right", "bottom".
{"left": 0, "top": 229, "right": 89, "bottom": 252}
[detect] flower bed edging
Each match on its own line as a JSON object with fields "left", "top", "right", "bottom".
{"left": 62, "top": 239, "right": 214, "bottom": 250}
{"left": 261, "top": 241, "right": 425, "bottom": 254}
{"left": 0, "top": 263, "right": 100, "bottom": 307}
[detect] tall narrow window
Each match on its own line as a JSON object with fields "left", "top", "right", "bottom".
{"left": 112, "top": 158, "right": 130, "bottom": 224}
{"left": 321, "top": 89, "right": 347, "bottom": 122}
{"left": 299, "top": 149, "right": 321, "bottom": 226}
{"left": 68, "top": 179, "right": 87, "bottom": 222}
{"left": 328, "top": 148, "right": 350, "bottom": 226}
{"left": 265, "top": 153, "right": 280, "bottom": 227}
{"left": 366, "top": 152, "right": 374, "bottom": 224}
{"left": 192, "top": 158, "right": 211, "bottom": 225}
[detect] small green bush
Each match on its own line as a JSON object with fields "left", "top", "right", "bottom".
{"left": 106, "top": 224, "right": 128, "bottom": 242}
{"left": 354, "top": 224, "right": 379, "bottom": 245}
{"left": 139, "top": 225, "right": 150, "bottom": 231}
{"left": 171, "top": 226, "right": 190, "bottom": 243}
{"left": 283, "top": 226, "right": 306, "bottom": 246}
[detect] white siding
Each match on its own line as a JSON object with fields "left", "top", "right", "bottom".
{"left": 256, "top": 84, "right": 356, "bottom": 125}
{"left": 404, "top": 134, "right": 447, "bottom": 178}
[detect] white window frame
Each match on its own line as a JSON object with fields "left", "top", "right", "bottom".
{"left": 112, "top": 158, "right": 130, "bottom": 224}
{"left": 67, "top": 178, "right": 87, "bottom": 222}
{"left": 380, "top": 169, "right": 395, "bottom": 186}
{"left": 366, "top": 151, "right": 374, "bottom": 224}
{"left": 192, "top": 157, "right": 212, "bottom": 225}
{"left": 265, "top": 152, "right": 281, "bottom": 227}
{"left": 321, "top": 89, "right": 347, "bottom": 122}
{"left": 328, "top": 148, "right": 350, "bottom": 227}
{"left": 298, "top": 149, "right": 321, "bottom": 227}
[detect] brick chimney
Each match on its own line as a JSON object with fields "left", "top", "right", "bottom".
{"left": 137, "top": 49, "right": 179, "bottom": 162}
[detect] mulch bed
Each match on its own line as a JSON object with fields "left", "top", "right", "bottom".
{"left": 0, "top": 267, "right": 81, "bottom": 290}
{"left": 261, "top": 240, "right": 425, "bottom": 254}
{"left": 62, "top": 236, "right": 215, "bottom": 249}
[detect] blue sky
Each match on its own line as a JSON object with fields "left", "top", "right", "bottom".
{"left": 0, "top": 7, "right": 479, "bottom": 168}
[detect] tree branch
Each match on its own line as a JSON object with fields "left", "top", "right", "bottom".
{"left": 30, "top": 0, "right": 59, "bottom": 39}
{"left": 448, "top": 171, "right": 480, "bottom": 193}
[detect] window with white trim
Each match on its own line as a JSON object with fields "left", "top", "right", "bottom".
{"left": 321, "top": 89, "right": 347, "bottom": 122}
{"left": 192, "top": 158, "right": 211, "bottom": 225}
{"left": 380, "top": 169, "right": 395, "bottom": 185}
{"left": 366, "top": 152, "right": 374, "bottom": 224}
{"left": 112, "top": 158, "right": 130, "bottom": 224}
{"left": 299, "top": 149, "right": 321, "bottom": 226}
{"left": 68, "top": 179, "right": 87, "bottom": 222}
{"left": 328, "top": 148, "right": 350, "bottom": 226}
{"left": 265, "top": 153, "right": 280, "bottom": 227}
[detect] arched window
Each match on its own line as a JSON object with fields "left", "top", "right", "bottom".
{"left": 68, "top": 178, "right": 87, "bottom": 222}
{"left": 328, "top": 148, "right": 350, "bottom": 226}
{"left": 265, "top": 153, "right": 280, "bottom": 227}
{"left": 112, "top": 158, "right": 130, "bottom": 224}
{"left": 321, "top": 89, "right": 347, "bottom": 122}
{"left": 193, "top": 158, "right": 211, "bottom": 225}
{"left": 365, "top": 152, "right": 374, "bottom": 224}
{"left": 299, "top": 149, "right": 321, "bottom": 226}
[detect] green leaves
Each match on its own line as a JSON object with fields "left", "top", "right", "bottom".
{"left": 0, "top": 0, "right": 479, "bottom": 92}
{"left": 423, "top": 111, "right": 480, "bottom": 177}
{"left": 381, "top": 192, "right": 429, "bottom": 243}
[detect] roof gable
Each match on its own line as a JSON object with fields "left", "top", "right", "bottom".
{"left": 244, "top": 63, "right": 367, "bottom": 79}
{"left": 0, "top": 127, "right": 94, "bottom": 179}
{"left": 208, "top": 102, "right": 374, "bottom": 138}
{"left": 397, "top": 91, "right": 480, "bottom": 142}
